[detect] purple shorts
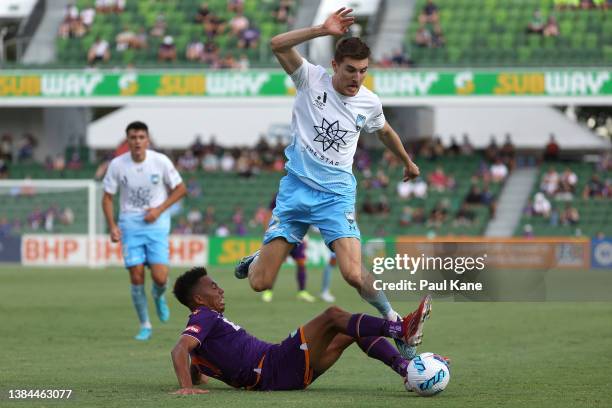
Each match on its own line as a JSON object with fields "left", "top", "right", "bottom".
{"left": 256, "top": 327, "right": 317, "bottom": 391}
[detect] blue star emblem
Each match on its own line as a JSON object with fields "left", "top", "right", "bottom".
{"left": 313, "top": 118, "right": 348, "bottom": 152}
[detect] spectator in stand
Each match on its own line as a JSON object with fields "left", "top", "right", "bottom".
{"left": 428, "top": 166, "right": 454, "bottom": 192}
{"left": 415, "top": 26, "right": 432, "bottom": 48}
{"left": 195, "top": 2, "right": 211, "bottom": 24}
{"left": 540, "top": 166, "right": 559, "bottom": 196}
{"left": 460, "top": 133, "right": 474, "bottom": 156}
{"left": 397, "top": 177, "right": 427, "bottom": 200}
{"left": 203, "top": 206, "right": 216, "bottom": 233}
{"left": 133, "top": 27, "right": 148, "bottom": 49}
{"left": 362, "top": 195, "right": 375, "bottom": 215}
{"left": 580, "top": 0, "right": 595, "bottom": 8}
{"left": 66, "top": 151, "right": 82, "bottom": 170}
{"left": 0, "top": 133, "right": 13, "bottom": 161}
{"left": 447, "top": 137, "right": 460, "bottom": 155}
{"left": 227, "top": 0, "right": 244, "bottom": 13}
{"left": 390, "top": 49, "right": 413, "bottom": 67}
{"left": 28, "top": 207, "right": 44, "bottom": 230}
{"left": 484, "top": 136, "right": 499, "bottom": 163}
{"left": 187, "top": 207, "right": 203, "bottom": 227}
{"left": 523, "top": 224, "right": 534, "bottom": 238}
{"left": 215, "top": 223, "right": 230, "bottom": 237}
{"left": 465, "top": 185, "right": 483, "bottom": 206}
{"left": 419, "top": 0, "right": 439, "bottom": 25}
{"left": 526, "top": 9, "right": 545, "bottom": 35}
{"left": 399, "top": 206, "right": 414, "bottom": 227}
{"left": 158, "top": 36, "right": 177, "bottom": 62}
{"left": 237, "top": 54, "right": 250, "bottom": 70}
{"left": 204, "top": 14, "right": 225, "bottom": 40}
{"left": 543, "top": 134, "right": 560, "bottom": 161}
{"left": 273, "top": 0, "right": 294, "bottom": 24}
{"left": 239, "top": 26, "right": 260, "bottom": 49}
{"left": 200, "top": 41, "right": 219, "bottom": 65}
{"left": 18, "top": 133, "right": 37, "bottom": 162}
{"left": 87, "top": 36, "right": 110, "bottom": 65}
{"left": 543, "top": 16, "right": 560, "bottom": 37}
{"left": 232, "top": 207, "right": 247, "bottom": 235}
{"left": 555, "top": 182, "right": 574, "bottom": 201}
{"left": 500, "top": 134, "right": 516, "bottom": 169}
{"left": 81, "top": 6, "right": 96, "bottom": 29}
{"left": 582, "top": 174, "right": 605, "bottom": 198}
{"left": 375, "top": 195, "right": 391, "bottom": 215}
{"left": 220, "top": 151, "right": 235, "bottom": 172}
{"left": 454, "top": 203, "right": 475, "bottom": 227}
{"left": 0, "top": 159, "right": 7, "bottom": 178}
{"left": 560, "top": 203, "right": 580, "bottom": 225}
{"left": 201, "top": 151, "right": 220, "bottom": 171}
{"left": 432, "top": 25, "right": 445, "bottom": 48}
{"left": 186, "top": 38, "right": 205, "bottom": 61}
{"left": 186, "top": 178, "right": 202, "bottom": 198}
{"left": 533, "top": 192, "right": 552, "bottom": 217}
{"left": 115, "top": 26, "right": 136, "bottom": 52}
{"left": 177, "top": 150, "right": 199, "bottom": 172}
{"left": 490, "top": 158, "right": 508, "bottom": 183}
{"left": 250, "top": 205, "right": 269, "bottom": 230}
{"left": 554, "top": 0, "right": 580, "bottom": 10}
{"left": 150, "top": 14, "right": 167, "bottom": 37}
{"left": 560, "top": 167, "right": 578, "bottom": 192}
{"left": 173, "top": 217, "right": 193, "bottom": 235}
{"left": 230, "top": 11, "right": 249, "bottom": 36}
{"left": 427, "top": 199, "right": 449, "bottom": 227}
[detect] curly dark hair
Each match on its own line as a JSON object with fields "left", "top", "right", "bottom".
{"left": 173, "top": 267, "right": 208, "bottom": 309}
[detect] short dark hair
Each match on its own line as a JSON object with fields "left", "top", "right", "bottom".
{"left": 125, "top": 121, "right": 149, "bottom": 135}
{"left": 173, "top": 267, "right": 208, "bottom": 309}
{"left": 334, "top": 37, "right": 371, "bottom": 63}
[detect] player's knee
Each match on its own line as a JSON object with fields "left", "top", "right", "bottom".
{"left": 249, "top": 276, "right": 272, "bottom": 292}
{"left": 324, "top": 305, "right": 346, "bottom": 323}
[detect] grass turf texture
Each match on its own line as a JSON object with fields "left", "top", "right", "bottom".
{"left": 1, "top": 266, "right": 611, "bottom": 408}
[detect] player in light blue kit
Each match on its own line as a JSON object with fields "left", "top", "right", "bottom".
{"left": 102, "top": 121, "right": 187, "bottom": 341}
{"left": 235, "top": 8, "right": 428, "bottom": 359}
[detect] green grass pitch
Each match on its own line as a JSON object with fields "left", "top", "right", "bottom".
{"left": 1, "top": 265, "right": 611, "bottom": 407}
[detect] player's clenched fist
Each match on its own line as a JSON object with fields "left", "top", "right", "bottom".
{"left": 403, "top": 161, "right": 420, "bottom": 181}
{"left": 110, "top": 225, "right": 122, "bottom": 243}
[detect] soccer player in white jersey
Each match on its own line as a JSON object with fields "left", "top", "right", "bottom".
{"left": 102, "top": 121, "right": 187, "bottom": 341}
{"left": 235, "top": 8, "right": 429, "bottom": 359}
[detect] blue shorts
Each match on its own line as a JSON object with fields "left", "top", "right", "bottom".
{"left": 263, "top": 173, "right": 360, "bottom": 249}
{"left": 120, "top": 228, "right": 169, "bottom": 268}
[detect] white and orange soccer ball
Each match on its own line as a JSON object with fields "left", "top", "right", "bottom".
{"left": 405, "top": 352, "right": 450, "bottom": 397}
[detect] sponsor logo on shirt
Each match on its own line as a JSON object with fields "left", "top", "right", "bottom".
{"left": 186, "top": 325, "right": 201, "bottom": 333}
{"left": 312, "top": 91, "right": 327, "bottom": 110}
{"left": 150, "top": 174, "right": 160, "bottom": 184}
{"left": 355, "top": 114, "right": 366, "bottom": 131}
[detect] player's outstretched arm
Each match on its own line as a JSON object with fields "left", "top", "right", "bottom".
{"left": 170, "top": 335, "right": 209, "bottom": 395}
{"left": 271, "top": 7, "right": 354, "bottom": 75}
{"left": 102, "top": 192, "right": 121, "bottom": 242}
{"left": 377, "top": 121, "right": 420, "bottom": 181}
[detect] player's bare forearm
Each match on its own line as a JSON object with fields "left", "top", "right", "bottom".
{"left": 171, "top": 342, "right": 195, "bottom": 389}
{"left": 102, "top": 192, "right": 116, "bottom": 229}
{"left": 377, "top": 122, "right": 420, "bottom": 181}
{"left": 159, "top": 183, "right": 187, "bottom": 213}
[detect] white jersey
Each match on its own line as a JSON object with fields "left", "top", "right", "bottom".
{"left": 285, "top": 58, "right": 385, "bottom": 196}
{"left": 103, "top": 150, "right": 182, "bottom": 231}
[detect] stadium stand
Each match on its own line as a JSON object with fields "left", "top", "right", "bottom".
{"left": 515, "top": 160, "right": 611, "bottom": 237}
{"left": 56, "top": 0, "right": 294, "bottom": 68}
{"left": 406, "top": 0, "right": 612, "bottom": 67}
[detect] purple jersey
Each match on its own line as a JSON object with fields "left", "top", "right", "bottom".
{"left": 182, "top": 306, "right": 272, "bottom": 388}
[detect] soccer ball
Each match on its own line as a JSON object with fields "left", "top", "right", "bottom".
{"left": 405, "top": 352, "right": 450, "bottom": 397}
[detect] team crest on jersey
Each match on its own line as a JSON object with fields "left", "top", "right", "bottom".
{"left": 121, "top": 176, "right": 128, "bottom": 186}
{"left": 185, "top": 325, "right": 201, "bottom": 333}
{"left": 313, "top": 118, "right": 348, "bottom": 152}
{"left": 345, "top": 211, "right": 355, "bottom": 224}
{"left": 355, "top": 114, "right": 366, "bottom": 131}
{"left": 150, "top": 174, "right": 160, "bottom": 184}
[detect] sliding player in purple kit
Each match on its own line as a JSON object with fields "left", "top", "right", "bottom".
{"left": 170, "top": 267, "right": 435, "bottom": 394}
{"left": 234, "top": 7, "right": 425, "bottom": 360}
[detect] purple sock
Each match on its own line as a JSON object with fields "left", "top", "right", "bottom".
{"left": 296, "top": 264, "right": 306, "bottom": 291}
{"left": 347, "top": 314, "right": 404, "bottom": 339}
{"left": 358, "top": 336, "right": 409, "bottom": 377}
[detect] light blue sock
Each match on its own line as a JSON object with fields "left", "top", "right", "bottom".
{"left": 152, "top": 282, "right": 167, "bottom": 299}
{"left": 130, "top": 284, "right": 150, "bottom": 326}
{"left": 367, "top": 290, "right": 394, "bottom": 319}
{"left": 321, "top": 264, "right": 333, "bottom": 293}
